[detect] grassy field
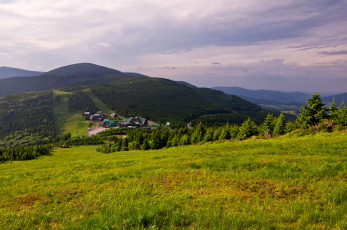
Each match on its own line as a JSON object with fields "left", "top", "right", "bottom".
{"left": 0, "top": 132, "right": 346, "bottom": 229}
{"left": 53, "top": 90, "right": 91, "bottom": 137}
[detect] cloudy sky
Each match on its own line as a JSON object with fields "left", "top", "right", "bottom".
{"left": 1, "top": 0, "right": 347, "bottom": 93}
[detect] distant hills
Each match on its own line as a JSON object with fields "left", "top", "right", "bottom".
{"left": 323, "top": 92, "right": 347, "bottom": 105}
{"left": 0, "top": 66, "right": 43, "bottom": 79}
{"left": 213, "top": 87, "right": 309, "bottom": 105}
{"left": 213, "top": 86, "right": 346, "bottom": 115}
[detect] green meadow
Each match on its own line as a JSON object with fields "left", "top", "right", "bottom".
{"left": 0, "top": 132, "right": 346, "bottom": 229}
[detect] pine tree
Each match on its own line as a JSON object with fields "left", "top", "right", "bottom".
{"left": 203, "top": 128, "right": 214, "bottom": 142}
{"left": 274, "top": 113, "right": 286, "bottom": 135}
{"left": 262, "top": 113, "right": 276, "bottom": 137}
{"left": 239, "top": 118, "right": 258, "bottom": 139}
{"left": 336, "top": 102, "right": 347, "bottom": 126}
{"left": 179, "top": 134, "right": 190, "bottom": 145}
{"left": 299, "top": 92, "right": 326, "bottom": 130}
{"left": 328, "top": 98, "right": 338, "bottom": 124}
{"left": 219, "top": 126, "right": 231, "bottom": 140}
{"left": 190, "top": 122, "right": 206, "bottom": 143}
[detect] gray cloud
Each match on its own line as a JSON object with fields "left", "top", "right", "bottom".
{"left": 0, "top": 0, "right": 346, "bottom": 92}
{"left": 319, "top": 50, "right": 347, "bottom": 55}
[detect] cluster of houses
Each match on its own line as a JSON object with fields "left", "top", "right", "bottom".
{"left": 83, "top": 111, "right": 148, "bottom": 128}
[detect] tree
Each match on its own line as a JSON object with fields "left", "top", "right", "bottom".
{"left": 328, "top": 98, "right": 338, "bottom": 124}
{"left": 336, "top": 102, "right": 347, "bottom": 126}
{"left": 299, "top": 92, "right": 327, "bottom": 130}
{"left": 262, "top": 113, "right": 276, "bottom": 137}
{"left": 190, "top": 122, "right": 206, "bottom": 143}
{"left": 239, "top": 118, "right": 258, "bottom": 139}
{"left": 274, "top": 113, "right": 286, "bottom": 135}
{"left": 219, "top": 125, "right": 231, "bottom": 140}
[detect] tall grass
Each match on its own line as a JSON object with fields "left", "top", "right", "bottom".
{"left": 0, "top": 132, "right": 346, "bottom": 229}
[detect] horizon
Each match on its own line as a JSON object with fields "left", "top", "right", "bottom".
{"left": 0, "top": 0, "right": 347, "bottom": 93}
{"left": 0, "top": 62, "right": 345, "bottom": 95}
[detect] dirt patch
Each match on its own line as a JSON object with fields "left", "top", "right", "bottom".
{"left": 17, "top": 194, "right": 42, "bottom": 206}
{"left": 193, "top": 152, "right": 214, "bottom": 156}
{"left": 234, "top": 180, "right": 314, "bottom": 199}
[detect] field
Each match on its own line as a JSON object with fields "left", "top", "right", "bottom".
{"left": 0, "top": 132, "right": 346, "bottom": 229}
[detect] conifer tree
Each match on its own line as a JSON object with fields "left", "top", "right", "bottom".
{"left": 179, "top": 134, "right": 190, "bottom": 145}
{"left": 274, "top": 113, "right": 286, "bottom": 135}
{"left": 262, "top": 113, "right": 276, "bottom": 137}
{"left": 203, "top": 128, "right": 214, "bottom": 142}
{"left": 219, "top": 127, "right": 231, "bottom": 140}
{"left": 239, "top": 118, "right": 258, "bottom": 139}
{"left": 299, "top": 92, "right": 326, "bottom": 130}
{"left": 328, "top": 98, "right": 338, "bottom": 124}
{"left": 336, "top": 102, "right": 347, "bottom": 126}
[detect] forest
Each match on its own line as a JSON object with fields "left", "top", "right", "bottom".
{"left": 0, "top": 91, "right": 55, "bottom": 147}
{"left": 96, "top": 93, "right": 347, "bottom": 154}
{"left": 67, "top": 91, "right": 98, "bottom": 113}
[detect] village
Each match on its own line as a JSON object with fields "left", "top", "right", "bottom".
{"left": 83, "top": 111, "right": 160, "bottom": 136}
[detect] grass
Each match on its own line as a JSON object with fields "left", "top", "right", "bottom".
{"left": 0, "top": 132, "right": 346, "bottom": 229}
{"left": 53, "top": 90, "right": 90, "bottom": 137}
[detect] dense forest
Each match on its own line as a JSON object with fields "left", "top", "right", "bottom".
{"left": 90, "top": 78, "right": 226, "bottom": 125}
{"left": 0, "top": 91, "right": 55, "bottom": 147}
{"left": 67, "top": 91, "right": 98, "bottom": 113}
{"left": 0, "top": 144, "right": 52, "bottom": 162}
{"left": 96, "top": 93, "right": 347, "bottom": 154}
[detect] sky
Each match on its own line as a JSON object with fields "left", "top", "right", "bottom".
{"left": 0, "top": 0, "right": 347, "bottom": 93}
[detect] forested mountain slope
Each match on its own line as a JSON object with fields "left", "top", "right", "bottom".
{"left": 0, "top": 91, "right": 55, "bottom": 146}
{"left": 0, "top": 63, "right": 277, "bottom": 146}
{"left": 0, "top": 66, "right": 43, "bottom": 79}
{"left": 0, "top": 63, "right": 144, "bottom": 97}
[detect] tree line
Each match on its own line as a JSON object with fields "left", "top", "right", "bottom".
{"left": 97, "top": 93, "right": 347, "bottom": 153}
{"left": 0, "top": 144, "right": 53, "bottom": 163}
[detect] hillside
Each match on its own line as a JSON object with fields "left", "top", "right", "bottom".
{"left": 213, "top": 86, "right": 309, "bottom": 105}
{"left": 0, "top": 132, "right": 345, "bottom": 229}
{"left": 213, "top": 86, "right": 312, "bottom": 115}
{"left": 46, "top": 63, "right": 122, "bottom": 75}
{"left": 0, "top": 63, "right": 144, "bottom": 97}
{"left": 0, "top": 63, "right": 279, "bottom": 146}
{"left": 0, "top": 91, "right": 55, "bottom": 146}
{"left": 0, "top": 66, "right": 43, "bottom": 79}
{"left": 323, "top": 92, "right": 347, "bottom": 105}
{"left": 0, "top": 80, "right": 270, "bottom": 146}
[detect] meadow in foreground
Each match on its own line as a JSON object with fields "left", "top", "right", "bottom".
{"left": 0, "top": 132, "right": 346, "bottom": 229}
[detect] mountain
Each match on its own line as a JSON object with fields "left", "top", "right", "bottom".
{"left": 0, "top": 66, "right": 43, "bottom": 79}
{"left": 213, "top": 87, "right": 309, "bottom": 105}
{"left": 323, "top": 92, "right": 347, "bottom": 105}
{"left": 0, "top": 63, "right": 275, "bottom": 146}
{"left": 46, "top": 63, "right": 122, "bottom": 75}
{"left": 176, "top": 81, "right": 197, "bottom": 88}
{"left": 121, "top": 72, "right": 149, "bottom": 78}
{"left": 0, "top": 63, "right": 138, "bottom": 97}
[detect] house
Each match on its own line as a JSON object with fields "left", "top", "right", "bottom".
{"left": 120, "top": 116, "right": 148, "bottom": 128}
{"left": 110, "top": 113, "right": 117, "bottom": 118}
{"left": 89, "top": 113, "right": 105, "bottom": 122}
{"left": 102, "top": 119, "right": 117, "bottom": 127}
{"left": 83, "top": 112, "right": 91, "bottom": 119}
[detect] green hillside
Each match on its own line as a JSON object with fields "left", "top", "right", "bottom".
{"left": 0, "top": 63, "right": 136, "bottom": 98}
{"left": 0, "top": 63, "right": 280, "bottom": 146}
{"left": 0, "top": 132, "right": 345, "bottom": 229}
{"left": 0, "top": 91, "right": 55, "bottom": 146}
